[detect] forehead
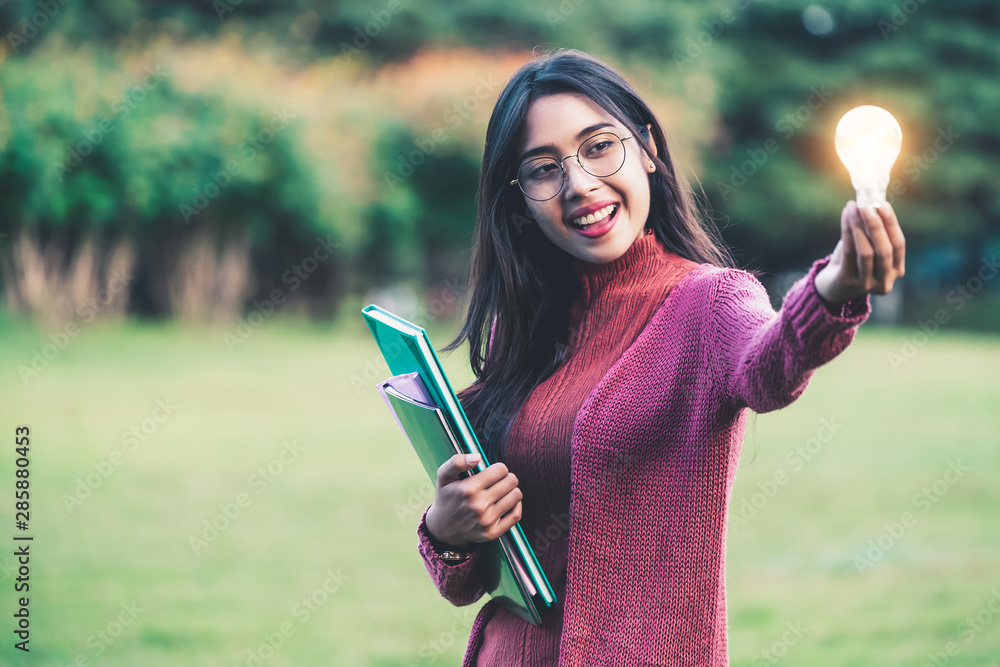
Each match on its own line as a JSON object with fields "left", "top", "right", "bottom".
{"left": 519, "top": 92, "right": 621, "bottom": 153}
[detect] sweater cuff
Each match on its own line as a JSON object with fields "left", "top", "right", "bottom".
{"left": 783, "top": 255, "right": 871, "bottom": 341}
{"left": 417, "top": 505, "right": 482, "bottom": 564}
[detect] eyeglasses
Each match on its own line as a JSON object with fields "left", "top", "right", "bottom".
{"left": 510, "top": 131, "right": 634, "bottom": 202}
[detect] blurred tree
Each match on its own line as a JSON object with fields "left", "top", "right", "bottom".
{"left": 690, "top": 0, "right": 1000, "bottom": 276}
{"left": 0, "top": 44, "right": 329, "bottom": 323}
{"left": 0, "top": 0, "right": 996, "bottom": 327}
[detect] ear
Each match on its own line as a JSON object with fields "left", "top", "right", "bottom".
{"left": 644, "top": 124, "right": 657, "bottom": 159}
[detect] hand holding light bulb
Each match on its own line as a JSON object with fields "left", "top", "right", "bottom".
{"left": 813, "top": 105, "right": 906, "bottom": 305}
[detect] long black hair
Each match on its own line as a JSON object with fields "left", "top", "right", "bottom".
{"left": 441, "top": 49, "right": 733, "bottom": 463}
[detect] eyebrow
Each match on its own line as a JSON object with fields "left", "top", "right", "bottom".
{"left": 518, "top": 122, "right": 617, "bottom": 165}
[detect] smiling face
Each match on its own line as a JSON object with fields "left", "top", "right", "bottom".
{"left": 515, "top": 92, "right": 656, "bottom": 264}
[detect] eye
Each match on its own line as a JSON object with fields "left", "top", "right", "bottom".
{"left": 525, "top": 160, "right": 559, "bottom": 181}
{"left": 585, "top": 139, "right": 615, "bottom": 158}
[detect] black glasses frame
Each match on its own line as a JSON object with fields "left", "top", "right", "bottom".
{"left": 509, "top": 131, "right": 635, "bottom": 202}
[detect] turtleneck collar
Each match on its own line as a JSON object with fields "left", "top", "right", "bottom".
{"left": 563, "top": 229, "right": 701, "bottom": 350}
{"left": 569, "top": 230, "right": 683, "bottom": 291}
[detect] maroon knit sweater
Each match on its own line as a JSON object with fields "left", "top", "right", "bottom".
{"left": 416, "top": 232, "right": 870, "bottom": 665}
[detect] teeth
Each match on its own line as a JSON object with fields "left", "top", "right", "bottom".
{"left": 572, "top": 204, "right": 616, "bottom": 227}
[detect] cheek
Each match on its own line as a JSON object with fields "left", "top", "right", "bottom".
{"left": 530, "top": 200, "right": 561, "bottom": 226}
{"left": 622, "top": 164, "right": 652, "bottom": 212}
{"left": 525, "top": 201, "right": 564, "bottom": 242}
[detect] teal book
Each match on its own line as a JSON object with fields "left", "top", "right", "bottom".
{"left": 362, "top": 304, "right": 556, "bottom": 625}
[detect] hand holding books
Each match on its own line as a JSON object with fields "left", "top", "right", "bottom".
{"left": 361, "top": 303, "right": 555, "bottom": 624}
{"left": 425, "top": 452, "right": 524, "bottom": 551}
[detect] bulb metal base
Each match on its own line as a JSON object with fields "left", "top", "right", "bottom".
{"left": 854, "top": 187, "right": 888, "bottom": 210}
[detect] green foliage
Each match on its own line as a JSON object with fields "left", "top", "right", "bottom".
{"left": 0, "top": 0, "right": 997, "bottom": 319}
{"left": 357, "top": 121, "right": 480, "bottom": 288}
{"left": 0, "top": 48, "right": 318, "bottom": 241}
{"left": 0, "top": 52, "right": 126, "bottom": 229}
{"left": 695, "top": 0, "right": 1000, "bottom": 266}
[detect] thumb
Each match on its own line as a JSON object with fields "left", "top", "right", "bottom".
{"left": 841, "top": 201, "right": 857, "bottom": 265}
{"left": 437, "top": 452, "right": 481, "bottom": 487}
{"left": 829, "top": 239, "right": 844, "bottom": 264}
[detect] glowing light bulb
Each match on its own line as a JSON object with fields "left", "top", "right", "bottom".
{"left": 835, "top": 105, "right": 902, "bottom": 209}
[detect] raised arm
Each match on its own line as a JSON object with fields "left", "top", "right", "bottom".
{"left": 707, "top": 258, "right": 869, "bottom": 413}
{"left": 707, "top": 201, "right": 903, "bottom": 413}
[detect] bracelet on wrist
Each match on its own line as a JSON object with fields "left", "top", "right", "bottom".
{"left": 422, "top": 517, "right": 473, "bottom": 561}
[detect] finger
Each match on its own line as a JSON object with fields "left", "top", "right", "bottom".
{"left": 498, "top": 501, "right": 524, "bottom": 534}
{"left": 860, "top": 205, "right": 895, "bottom": 285}
{"left": 436, "top": 452, "right": 482, "bottom": 488}
{"left": 840, "top": 204, "right": 856, "bottom": 274}
{"left": 487, "top": 500, "right": 523, "bottom": 540}
{"left": 480, "top": 471, "right": 520, "bottom": 507}
{"left": 465, "top": 461, "right": 510, "bottom": 494}
{"left": 878, "top": 202, "right": 906, "bottom": 277}
{"left": 481, "top": 484, "right": 523, "bottom": 530}
{"left": 849, "top": 207, "right": 874, "bottom": 282}
{"left": 828, "top": 240, "right": 844, "bottom": 272}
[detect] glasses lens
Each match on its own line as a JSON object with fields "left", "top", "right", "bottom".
{"left": 517, "top": 158, "right": 562, "bottom": 201}
{"left": 579, "top": 132, "right": 626, "bottom": 178}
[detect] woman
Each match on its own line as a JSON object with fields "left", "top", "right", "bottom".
{"left": 416, "top": 49, "right": 904, "bottom": 665}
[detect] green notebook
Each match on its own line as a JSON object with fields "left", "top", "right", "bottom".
{"left": 362, "top": 304, "right": 556, "bottom": 624}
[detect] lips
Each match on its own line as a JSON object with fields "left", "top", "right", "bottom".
{"left": 569, "top": 203, "right": 619, "bottom": 238}
{"left": 567, "top": 201, "right": 621, "bottom": 228}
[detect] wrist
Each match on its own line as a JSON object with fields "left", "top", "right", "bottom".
{"left": 424, "top": 506, "right": 471, "bottom": 552}
{"left": 814, "top": 264, "right": 855, "bottom": 305}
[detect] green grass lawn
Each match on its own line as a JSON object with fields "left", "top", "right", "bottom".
{"left": 0, "top": 308, "right": 997, "bottom": 666}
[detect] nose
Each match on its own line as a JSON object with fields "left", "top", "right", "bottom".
{"left": 561, "top": 157, "right": 601, "bottom": 199}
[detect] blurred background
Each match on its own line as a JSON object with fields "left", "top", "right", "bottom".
{"left": 0, "top": 0, "right": 997, "bottom": 665}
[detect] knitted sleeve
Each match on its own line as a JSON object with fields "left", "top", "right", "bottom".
{"left": 706, "top": 255, "right": 870, "bottom": 413}
{"left": 415, "top": 506, "right": 487, "bottom": 606}
{"left": 412, "top": 317, "right": 500, "bottom": 606}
